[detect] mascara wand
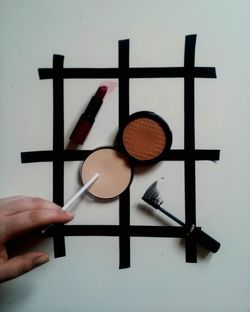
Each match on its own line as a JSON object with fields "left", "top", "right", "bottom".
{"left": 142, "top": 181, "right": 220, "bottom": 253}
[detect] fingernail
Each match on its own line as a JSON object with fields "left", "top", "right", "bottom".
{"left": 65, "top": 211, "right": 75, "bottom": 219}
{"left": 34, "top": 254, "right": 49, "bottom": 267}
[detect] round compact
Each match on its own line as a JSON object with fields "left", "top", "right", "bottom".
{"left": 118, "top": 111, "right": 172, "bottom": 164}
{"left": 81, "top": 147, "right": 133, "bottom": 199}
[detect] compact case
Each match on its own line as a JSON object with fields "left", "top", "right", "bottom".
{"left": 117, "top": 111, "right": 172, "bottom": 165}
{"left": 81, "top": 111, "right": 173, "bottom": 199}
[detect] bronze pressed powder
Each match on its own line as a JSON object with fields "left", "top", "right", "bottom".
{"left": 118, "top": 111, "right": 172, "bottom": 164}
{"left": 123, "top": 117, "right": 166, "bottom": 161}
{"left": 81, "top": 147, "right": 132, "bottom": 199}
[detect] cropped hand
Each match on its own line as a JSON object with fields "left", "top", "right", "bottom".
{"left": 0, "top": 196, "right": 74, "bottom": 282}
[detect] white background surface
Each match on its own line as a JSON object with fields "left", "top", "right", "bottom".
{"left": 0, "top": 1, "right": 250, "bottom": 311}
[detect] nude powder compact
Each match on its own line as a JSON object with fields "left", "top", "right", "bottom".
{"left": 81, "top": 147, "right": 133, "bottom": 199}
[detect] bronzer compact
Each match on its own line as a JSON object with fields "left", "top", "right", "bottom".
{"left": 81, "top": 111, "right": 172, "bottom": 199}
{"left": 117, "top": 111, "right": 172, "bottom": 164}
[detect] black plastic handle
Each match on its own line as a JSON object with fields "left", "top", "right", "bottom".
{"left": 193, "top": 228, "right": 220, "bottom": 253}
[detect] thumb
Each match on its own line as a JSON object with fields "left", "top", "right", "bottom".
{"left": 0, "top": 252, "right": 49, "bottom": 283}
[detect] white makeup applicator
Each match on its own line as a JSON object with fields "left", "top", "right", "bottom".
{"left": 42, "top": 173, "right": 99, "bottom": 234}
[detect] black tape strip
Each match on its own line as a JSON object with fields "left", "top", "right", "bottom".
{"left": 185, "top": 233, "right": 197, "bottom": 262}
{"left": 130, "top": 67, "right": 184, "bottom": 78}
{"left": 21, "top": 150, "right": 92, "bottom": 163}
{"left": 184, "top": 161, "right": 197, "bottom": 262}
{"left": 119, "top": 190, "right": 130, "bottom": 269}
{"left": 193, "top": 67, "right": 216, "bottom": 78}
{"left": 48, "top": 225, "right": 186, "bottom": 237}
{"left": 130, "top": 67, "right": 215, "bottom": 78}
{"left": 118, "top": 39, "right": 131, "bottom": 269}
{"left": 118, "top": 39, "right": 130, "bottom": 128}
{"left": 131, "top": 226, "right": 186, "bottom": 237}
{"left": 39, "top": 67, "right": 216, "bottom": 80}
{"left": 21, "top": 151, "right": 54, "bottom": 162}
{"left": 39, "top": 67, "right": 184, "bottom": 79}
{"left": 21, "top": 149, "right": 220, "bottom": 163}
{"left": 164, "top": 149, "right": 220, "bottom": 161}
{"left": 184, "top": 35, "right": 197, "bottom": 262}
{"left": 50, "top": 225, "right": 120, "bottom": 236}
{"left": 39, "top": 68, "right": 119, "bottom": 79}
{"left": 51, "top": 55, "right": 66, "bottom": 258}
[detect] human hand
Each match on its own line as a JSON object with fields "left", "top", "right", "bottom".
{"left": 0, "top": 196, "right": 74, "bottom": 283}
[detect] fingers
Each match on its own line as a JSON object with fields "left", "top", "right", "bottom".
{"left": 0, "top": 196, "right": 60, "bottom": 216}
{"left": 0, "top": 245, "right": 8, "bottom": 264}
{"left": 1, "top": 209, "right": 74, "bottom": 243}
{"left": 0, "top": 252, "right": 49, "bottom": 283}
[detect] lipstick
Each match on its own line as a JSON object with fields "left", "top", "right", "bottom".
{"left": 69, "top": 86, "right": 108, "bottom": 147}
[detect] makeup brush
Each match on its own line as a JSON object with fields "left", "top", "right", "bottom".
{"left": 42, "top": 173, "right": 99, "bottom": 234}
{"left": 142, "top": 181, "right": 220, "bottom": 253}
{"left": 62, "top": 173, "right": 99, "bottom": 211}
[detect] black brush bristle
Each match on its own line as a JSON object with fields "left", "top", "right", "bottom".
{"left": 142, "top": 181, "right": 163, "bottom": 209}
{"left": 142, "top": 180, "right": 187, "bottom": 227}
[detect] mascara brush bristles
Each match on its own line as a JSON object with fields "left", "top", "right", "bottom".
{"left": 142, "top": 181, "right": 163, "bottom": 209}
{"left": 142, "top": 181, "right": 185, "bottom": 227}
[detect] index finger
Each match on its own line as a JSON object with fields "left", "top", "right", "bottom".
{"left": 0, "top": 209, "right": 74, "bottom": 243}
{"left": 0, "top": 197, "right": 60, "bottom": 216}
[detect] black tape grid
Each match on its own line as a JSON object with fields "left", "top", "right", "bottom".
{"left": 21, "top": 34, "right": 219, "bottom": 268}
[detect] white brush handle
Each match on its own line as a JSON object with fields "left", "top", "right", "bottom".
{"left": 62, "top": 173, "right": 99, "bottom": 211}
{"left": 41, "top": 173, "right": 99, "bottom": 234}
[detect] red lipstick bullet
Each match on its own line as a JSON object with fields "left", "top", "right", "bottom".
{"left": 69, "top": 86, "right": 108, "bottom": 146}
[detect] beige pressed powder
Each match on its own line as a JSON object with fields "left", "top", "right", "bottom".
{"left": 81, "top": 147, "right": 132, "bottom": 199}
